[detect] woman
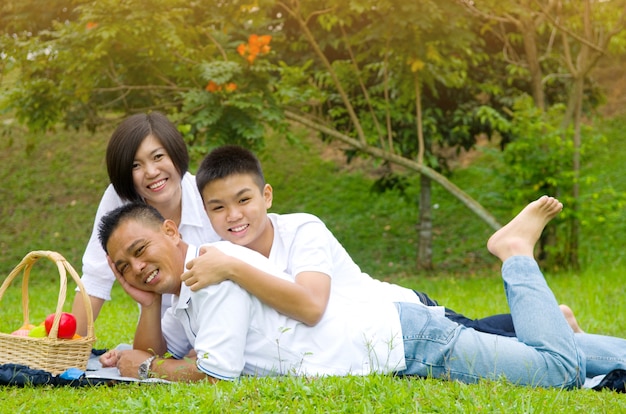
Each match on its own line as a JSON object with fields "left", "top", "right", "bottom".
{"left": 71, "top": 112, "right": 219, "bottom": 336}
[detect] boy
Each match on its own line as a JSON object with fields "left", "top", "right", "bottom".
{"left": 184, "top": 146, "right": 625, "bottom": 379}
{"left": 183, "top": 145, "right": 577, "bottom": 334}
{"left": 100, "top": 198, "right": 584, "bottom": 386}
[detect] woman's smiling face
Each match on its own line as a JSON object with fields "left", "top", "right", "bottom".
{"left": 132, "top": 134, "right": 182, "bottom": 206}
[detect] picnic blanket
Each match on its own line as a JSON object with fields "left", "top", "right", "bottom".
{"left": 0, "top": 345, "right": 623, "bottom": 391}
{"left": 0, "top": 345, "right": 168, "bottom": 387}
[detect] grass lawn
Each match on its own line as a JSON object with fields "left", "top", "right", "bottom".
{"left": 0, "top": 116, "right": 625, "bottom": 412}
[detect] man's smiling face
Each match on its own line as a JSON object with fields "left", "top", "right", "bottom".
{"left": 106, "top": 218, "right": 184, "bottom": 296}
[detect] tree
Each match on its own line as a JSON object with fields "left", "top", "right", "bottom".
{"left": 459, "top": 0, "right": 626, "bottom": 268}
{"left": 2, "top": 0, "right": 512, "bottom": 270}
{"left": 1, "top": 0, "right": 288, "bottom": 149}
{"left": 8, "top": 0, "right": 619, "bottom": 270}
{"left": 273, "top": 0, "right": 515, "bottom": 268}
{"left": 0, "top": 0, "right": 85, "bottom": 36}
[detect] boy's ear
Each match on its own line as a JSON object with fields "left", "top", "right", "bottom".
{"left": 263, "top": 183, "right": 273, "bottom": 209}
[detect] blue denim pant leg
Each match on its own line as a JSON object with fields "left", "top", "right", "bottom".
{"left": 396, "top": 256, "right": 584, "bottom": 388}
{"left": 502, "top": 256, "right": 584, "bottom": 386}
{"left": 575, "top": 332, "right": 626, "bottom": 377}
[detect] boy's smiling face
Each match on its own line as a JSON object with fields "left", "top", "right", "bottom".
{"left": 201, "top": 173, "right": 274, "bottom": 256}
{"left": 106, "top": 218, "right": 184, "bottom": 295}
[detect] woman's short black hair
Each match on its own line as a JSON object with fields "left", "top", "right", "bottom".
{"left": 106, "top": 112, "right": 189, "bottom": 202}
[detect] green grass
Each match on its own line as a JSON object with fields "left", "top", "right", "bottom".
{"left": 1, "top": 116, "right": 626, "bottom": 411}
{"left": 3, "top": 374, "right": 624, "bottom": 412}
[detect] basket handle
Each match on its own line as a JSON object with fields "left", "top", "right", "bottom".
{"left": 0, "top": 250, "right": 95, "bottom": 339}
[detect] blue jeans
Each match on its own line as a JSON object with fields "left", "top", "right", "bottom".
{"left": 395, "top": 256, "right": 585, "bottom": 388}
{"left": 576, "top": 332, "right": 626, "bottom": 377}
{"left": 416, "top": 282, "right": 626, "bottom": 378}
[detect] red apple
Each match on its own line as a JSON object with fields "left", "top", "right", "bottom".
{"left": 44, "top": 312, "right": 77, "bottom": 339}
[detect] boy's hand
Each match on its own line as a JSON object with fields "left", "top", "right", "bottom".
{"left": 181, "top": 246, "right": 233, "bottom": 291}
{"left": 107, "top": 256, "right": 158, "bottom": 307}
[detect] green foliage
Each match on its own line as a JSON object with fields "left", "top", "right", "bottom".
{"left": 284, "top": 0, "right": 489, "bottom": 159}
{"left": 497, "top": 96, "right": 624, "bottom": 216}
{"left": 497, "top": 97, "right": 575, "bottom": 203}
{"left": 2, "top": 0, "right": 626, "bottom": 271}
{"left": 485, "top": 96, "right": 626, "bottom": 267}
{"left": 275, "top": 60, "right": 327, "bottom": 109}
{"left": 1, "top": 0, "right": 290, "bottom": 151}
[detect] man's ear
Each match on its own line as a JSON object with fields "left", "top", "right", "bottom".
{"left": 162, "top": 219, "right": 181, "bottom": 243}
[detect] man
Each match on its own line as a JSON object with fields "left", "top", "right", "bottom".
{"left": 99, "top": 197, "right": 586, "bottom": 387}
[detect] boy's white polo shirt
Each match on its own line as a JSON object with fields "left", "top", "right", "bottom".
{"left": 267, "top": 213, "right": 444, "bottom": 315}
{"left": 161, "top": 241, "right": 406, "bottom": 380}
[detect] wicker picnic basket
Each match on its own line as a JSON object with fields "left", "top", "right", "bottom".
{"left": 0, "top": 250, "right": 96, "bottom": 375}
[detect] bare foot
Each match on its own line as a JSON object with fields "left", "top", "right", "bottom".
{"left": 487, "top": 195, "right": 563, "bottom": 262}
{"left": 560, "top": 304, "right": 584, "bottom": 333}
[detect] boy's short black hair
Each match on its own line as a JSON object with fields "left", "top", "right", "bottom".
{"left": 196, "top": 145, "right": 265, "bottom": 195}
{"left": 98, "top": 203, "right": 165, "bottom": 253}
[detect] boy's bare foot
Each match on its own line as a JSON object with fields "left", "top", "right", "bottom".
{"left": 487, "top": 195, "right": 563, "bottom": 262}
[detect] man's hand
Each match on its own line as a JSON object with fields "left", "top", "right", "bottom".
{"left": 117, "top": 349, "right": 153, "bottom": 378}
{"left": 99, "top": 349, "right": 124, "bottom": 368}
{"left": 117, "top": 348, "right": 212, "bottom": 382}
{"left": 107, "top": 256, "right": 158, "bottom": 307}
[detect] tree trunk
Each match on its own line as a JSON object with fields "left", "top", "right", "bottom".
{"left": 417, "top": 174, "right": 433, "bottom": 270}
{"left": 567, "top": 75, "right": 584, "bottom": 270}
{"left": 519, "top": 17, "right": 545, "bottom": 111}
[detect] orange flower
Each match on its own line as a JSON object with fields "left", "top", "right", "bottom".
{"left": 257, "top": 35, "right": 272, "bottom": 46}
{"left": 86, "top": 22, "right": 98, "bottom": 30}
{"left": 205, "top": 81, "right": 237, "bottom": 93}
{"left": 237, "top": 43, "right": 247, "bottom": 57}
{"left": 249, "top": 42, "right": 260, "bottom": 56}
{"left": 205, "top": 80, "right": 220, "bottom": 93}
{"left": 238, "top": 34, "right": 272, "bottom": 65}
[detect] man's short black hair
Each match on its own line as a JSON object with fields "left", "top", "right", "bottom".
{"left": 98, "top": 202, "right": 165, "bottom": 253}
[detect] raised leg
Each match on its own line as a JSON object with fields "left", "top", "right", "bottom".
{"left": 398, "top": 196, "right": 584, "bottom": 387}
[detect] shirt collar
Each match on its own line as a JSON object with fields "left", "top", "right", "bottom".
{"left": 179, "top": 172, "right": 206, "bottom": 229}
{"left": 173, "top": 243, "right": 200, "bottom": 310}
